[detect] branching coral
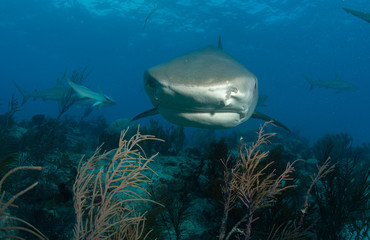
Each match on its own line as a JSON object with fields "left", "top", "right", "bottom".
{"left": 0, "top": 166, "right": 47, "bottom": 240}
{"left": 72, "top": 128, "right": 163, "bottom": 240}
{"left": 219, "top": 122, "right": 297, "bottom": 240}
{"left": 312, "top": 134, "right": 370, "bottom": 239}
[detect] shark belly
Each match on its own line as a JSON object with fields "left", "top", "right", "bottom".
{"left": 159, "top": 108, "right": 248, "bottom": 128}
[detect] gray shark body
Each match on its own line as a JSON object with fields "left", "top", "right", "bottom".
{"left": 66, "top": 78, "right": 115, "bottom": 108}
{"left": 15, "top": 79, "right": 115, "bottom": 108}
{"left": 14, "top": 80, "right": 78, "bottom": 105}
{"left": 305, "top": 74, "right": 357, "bottom": 92}
{"left": 133, "top": 45, "right": 290, "bottom": 131}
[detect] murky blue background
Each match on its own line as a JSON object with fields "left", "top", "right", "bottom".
{"left": 1, "top": 0, "right": 369, "bottom": 144}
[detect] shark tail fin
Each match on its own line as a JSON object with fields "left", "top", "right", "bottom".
{"left": 303, "top": 75, "right": 315, "bottom": 91}
{"left": 252, "top": 111, "right": 291, "bottom": 132}
{"left": 13, "top": 82, "right": 30, "bottom": 105}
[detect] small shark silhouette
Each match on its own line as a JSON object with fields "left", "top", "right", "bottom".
{"left": 15, "top": 79, "right": 115, "bottom": 108}
{"left": 343, "top": 7, "right": 370, "bottom": 24}
{"left": 14, "top": 79, "right": 77, "bottom": 105}
{"left": 65, "top": 78, "right": 115, "bottom": 108}
{"left": 304, "top": 74, "right": 357, "bottom": 92}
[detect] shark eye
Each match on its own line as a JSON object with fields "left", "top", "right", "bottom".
{"left": 146, "top": 76, "right": 157, "bottom": 89}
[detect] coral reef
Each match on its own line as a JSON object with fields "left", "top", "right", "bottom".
{"left": 0, "top": 101, "right": 368, "bottom": 239}
{"left": 312, "top": 134, "right": 370, "bottom": 240}
{"left": 73, "top": 129, "right": 162, "bottom": 239}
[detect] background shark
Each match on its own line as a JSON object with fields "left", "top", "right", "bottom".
{"left": 2, "top": 0, "right": 369, "bottom": 144}
{"left": 15, "top": 78, "right": 115, "bottom": 119}
{"left": 14, "top": 79, "right": 76, "bottom": 105}
{"left": 304, "top": 74, "right": 357, "bottom": 92}
{"left": 66, "top": 78, "right": 115, "bottom": 108}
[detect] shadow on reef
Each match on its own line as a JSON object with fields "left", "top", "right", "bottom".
{"left": 99, "top": 118, "right": 185, "bottom": 156}
{"left": 0, "top": 97, "right": 369, "bottom": 239}
{"left": 0, "top": 95, "right": 22, "bottom": 174}
{"left": 311, "top": 133, "right": 370, "bottom": 240}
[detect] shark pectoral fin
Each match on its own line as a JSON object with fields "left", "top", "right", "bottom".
{"left": 343, "top": 7, "right": 370, "bottom": 23}
{"left": 252, "top": 111, "right": 291, "bottom": 132}
{"left": 131, "top": 108, "right": 159, "bottom": 122}
{"left": 93, "top": 101, "right": 102, "bottom": 107}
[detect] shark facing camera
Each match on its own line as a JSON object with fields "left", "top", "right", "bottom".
{"left": 144, "top": 46, "right": 258, "bottom": 129}
{"left": 132, "top": 41, "right": 290, "bottom": 132}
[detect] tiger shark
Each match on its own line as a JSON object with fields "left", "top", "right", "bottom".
{"left": 132, "top": 44, "right": 290, "bottom": 131}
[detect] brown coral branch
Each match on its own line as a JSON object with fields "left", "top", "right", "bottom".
{"left": 73, "top": 127, "right": 163, "bottom": 240}
{"left": 219, "top": 122, "right": 297, "bottom": 240}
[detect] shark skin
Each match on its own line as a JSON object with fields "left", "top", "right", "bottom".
{"left": 304, "top": 74, "right": 357, "bottom": 92}
{"left": 343, "top": 8, "right": 370, "bottom": 24}
{"left": 14, "top": 79, "right": 79, "bottom": 105}
{"left": 132, "top": 45, "right": 290, "bottom": 132}
{"left": 141, "top": 46, "right": 258, "bottom": 129}
{"left": 65, "top": 78, "right": 116, "bottom": 108}
{"left": 15, "top": 79, "right": 115, "bottom": 109}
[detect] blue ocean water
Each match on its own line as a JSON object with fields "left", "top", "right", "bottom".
{"left": 1, "top": 0, "right": 369, "bottom": 145}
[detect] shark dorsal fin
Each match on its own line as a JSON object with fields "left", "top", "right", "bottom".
{"left": 56, "top": 78, "right": 64, "bottom": 88}
{"left": 335, "top": 73, "right": 343, "bottom": 82}
{"left": 218, "top": 35, "right": 223, "bottom": 49}
{"left": 97, "top": 87, "right": 106, "bottom": 97}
